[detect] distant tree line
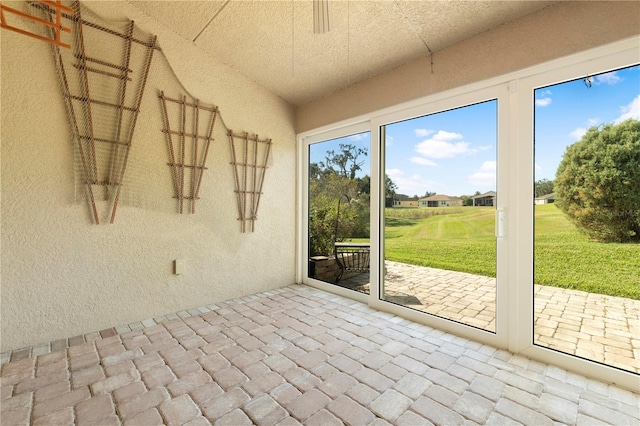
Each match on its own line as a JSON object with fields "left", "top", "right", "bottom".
{"left": 534, "top": 178, "right": 555, "bottom": 198}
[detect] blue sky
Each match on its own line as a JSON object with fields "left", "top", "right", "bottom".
{"left": 309, "top": 132, "right": 372, "bottom": 177}
{"left": 385, "top": 100, "right": 496, "bottom": 197}
{"left": 534, "top": 64, "right": 639, "bottom": 182}
{"left": 310, "top": 64, "right": 639, "bottom": 197}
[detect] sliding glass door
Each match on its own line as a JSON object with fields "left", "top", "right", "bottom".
{"left": 533, "top": 64, "right": 640, "bottom": 374}
{"left": 307, "top": 131, "right": 371, "bottom": 294}
{"left": 299, "top": 39, "right": 638, "bottom": 391}
{"left": 381, "top": 100, "right": 499, "bottom": 333}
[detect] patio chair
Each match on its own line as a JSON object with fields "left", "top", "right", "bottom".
{"left": 333, "top": 195, "right": 370, "bottom": 283}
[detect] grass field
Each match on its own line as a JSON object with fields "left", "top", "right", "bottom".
{"left": 384, "top": 204, "right": 640, "bottom": 300}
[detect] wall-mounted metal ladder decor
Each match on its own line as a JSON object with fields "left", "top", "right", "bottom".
{"left": 1, "top": 0, "right": 72, "bottom": 48}
{"left": 228, "top": 131, "right": 272, "bottom": 233}
{"left": 159, "top": 92, "right": 219, "bottom": 214}
{"left": 33, "top": 1, "right": 157, "bottom": 224}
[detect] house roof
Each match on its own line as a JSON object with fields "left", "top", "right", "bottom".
{"left": 535, "top": 192, "right": 556, "bottom": 200}
{"left": 473, "top": 191, "right": 497, "bottom": 199}
{"left": 421, "top": 194, "right": 461, "bottom": 202}
{"left": 127, "top": 1, "right": 555, "bottom": 106}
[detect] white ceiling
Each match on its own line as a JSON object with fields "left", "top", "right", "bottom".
{"left": 127, "top": 0, "right": 555, "bottom": 106}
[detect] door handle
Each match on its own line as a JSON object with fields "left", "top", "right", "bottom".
{"left": 496, "top": 209, "right": 506, "bottom": 238}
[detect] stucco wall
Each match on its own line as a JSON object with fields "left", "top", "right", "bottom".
{"left": 1, "top": 2, "right": 296, "bottom": 351}
{"left": 296, "top": 1, "right": 640, "bottom": 132}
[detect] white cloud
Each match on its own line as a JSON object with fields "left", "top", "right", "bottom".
{"left": 467, "top": 161, "right": 496, "bottom": 188}
{"left": 386, "top": 168, "right": 403, "bottom": 178}
{"left": 595, "top": 72, "right": 622, "bottom": 85}
{"left": 535, "top": 97, "right": 552, "bottom": 107}
{"left": 480, "top": 161, "right": 496, "bottom": 172}
{"left": 535, "top": 163, "right": 542, "bottom": 174}
{"left": 614, "top": 94, "right": 640, "bottom": 124}
{"left": 348, "top": 133, "right": 368, "bottom": 141}
{"left": 386, "top": 168, "right": 444, "bottom": 196}
{"left": 410, "top": 156, "right": 437, "bottom": 167}
{"left": 385, "top": 135, "right": 394, "bottom": 146}
{"left": 415, "top": 130, "right": 476, "bottom": 159}
{"left": 570, "top": 127, "right": 587, "bottom": 140}
{"left": 569, "top": 107, "right": 631, "bottom": 140}
{"left": 535, "top": 89, "right": 553, "bottom": 106}
{"left": 414, "top": 128, "right": 434, "bottom": 137}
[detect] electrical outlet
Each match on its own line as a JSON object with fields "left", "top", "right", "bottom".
{"left": 174, "top": 259, "right": 184, "bottom": 275}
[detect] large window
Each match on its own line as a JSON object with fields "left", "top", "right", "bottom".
{"left": 299, "top": 38, "right": 639, "bottom": 391}
{"left": 533, "top": 64, "right": 640, "bottom": 374}
{"left": 381, "top": 100, "right": 498, "bottom": 332}
{"left": 307, "top": 132, "right": 371, "bottom": 294}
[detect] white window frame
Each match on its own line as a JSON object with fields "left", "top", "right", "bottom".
{"left": 513, "top": 43, "right": 640, "bottom": 391}
{"left": 297, "top": 36, "right": 640, "bottom": 391}
{"left": 297, "top": 121, "right": 372, "bottom": 305}
{"left": 369, "top": 85, "right": 509, "bottom": 350}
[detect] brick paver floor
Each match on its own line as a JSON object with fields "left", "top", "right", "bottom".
{"left": 2, "top": 285, "right": 639, "bottom": 425}
{"left": 383, "top": 262, "right": 497, "bottom": 332}
{"left": 338, "top": 261, "right": 640, "bottom": 374}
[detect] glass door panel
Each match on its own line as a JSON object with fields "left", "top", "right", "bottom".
{"left": 533, "top": 64, "right": 640, "bottom": 373}
{"left": 382, "top": 100, "right": 498, "bottom": 332}
{"left": 308, "top": 132, "right": 371, "bottom": 294}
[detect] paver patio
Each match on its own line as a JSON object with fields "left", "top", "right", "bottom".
{"left": 1, "top": 285, "right": 639, "bottom": 425}
{"left": 338, "top": 261, "right": 640, "bottom": 374}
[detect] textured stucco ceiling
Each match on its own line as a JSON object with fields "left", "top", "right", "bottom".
{"left": 127, "top": 0, "right": 555, "bottom": 106}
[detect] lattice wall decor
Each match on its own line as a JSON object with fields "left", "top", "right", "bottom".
{"left": 159, "top": 91, "right": 219, "bottom": 214}
{"left": 227, "top": 131, "right": 273, "bottom": 233}
{"left": 33, "top": 1, "right": 157, "bottom": 224}
{"left": 1, "top": 0, "right": 72, "bottom": 48}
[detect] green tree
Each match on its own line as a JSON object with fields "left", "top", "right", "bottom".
{"left": 534, "top": 178, "right": 555, "bottom": 198}
{"left": 319, "top": 143, "right": 367, "bottom": 179}
{"left": 385, "top": 175, "right": 398, "bottom": 207}
{"left": 460, "top": 195, "right": 474, "bottom": 206}
{"left": 555, "top": 119, "right": 640, "bottom": 242}
{"left": 357, "top": 175, "right": 370, "bottom": 196}
{"left": 309, "top": 144, "right": 370, "bottom": 256}
{"left": 356, "top": 174, "right": 397, "bottom": 200}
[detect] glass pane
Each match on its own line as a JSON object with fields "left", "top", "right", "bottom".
{"left": 308, "top": 132, "right": 371, "bottom": 294}
{"left": 383, "top": 100, "right": 497, "bottom": 332}
{"left": 534, "top": 64, "right": 640, "bottom": 374}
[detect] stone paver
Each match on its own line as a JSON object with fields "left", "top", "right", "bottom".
{"left": 1, "top": 285, "right": 638, "bottom": 425}
{"left": 75, "top": 393, "right": 116, "bottom": 424}
{"left": 159, "top": 394, "right": 201, "bottom": 425}
{"left": 339, "top": 261, "right": 640, "bottom": 374}
{"left": 244, "top": 394, "right": 288, "bottom": 425}
{"left": 369, "top": 389, "right": 413, "bottom": 422}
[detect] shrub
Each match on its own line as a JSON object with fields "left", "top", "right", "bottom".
{"left": 555, "top": 119, "right": 640, "bottom": 242}
{"left": 308, "top": 172, "right": 369, "bottom": 256}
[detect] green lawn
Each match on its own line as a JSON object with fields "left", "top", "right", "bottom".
{"left": 384, "top": 204, "right": 640, "bottom": 300}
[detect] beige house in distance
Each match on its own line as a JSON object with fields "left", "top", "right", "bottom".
{"left": 535, "top": 192, "right": 556, "bottom": 205}
{"left": 473, "top": 191, "right": 497, "bottom": 206}
{"left": 393, "top": 194, "right": 419, "bottom": 208}
{"left": 420, "top": 194, "right": 463, "bottom": 207}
